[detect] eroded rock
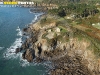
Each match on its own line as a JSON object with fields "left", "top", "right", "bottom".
{"left": 15, "top": 48, "right": 21, "bottom": 53}
{"left": 22, "top": 49, "right": 35, "bottom": 62}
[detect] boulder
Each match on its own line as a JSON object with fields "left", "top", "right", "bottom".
{"left": 23, "top": 28, "right": 28, "bottom": 32}
{"left": 21, "top": 41, "right": 29, "bottom": 50}
{"left": 15, "top": 48, "right": 21, "bottom": 53}
{"left": 22, "top": 51, "right": 26, "bottom": 59}
{"left": 22, "top": 49, "right": 35, "bottom": 62}
{"left": 35, "top": 57, "right": 43, "bottom": 63}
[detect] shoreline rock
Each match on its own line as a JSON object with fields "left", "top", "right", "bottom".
{"left": 16, "top": 14, "right": 100, "bottom": 75}
{"left": 15, "top": 48, "right": 22, "bottom": 54}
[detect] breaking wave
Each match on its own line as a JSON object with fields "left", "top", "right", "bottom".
{"left": 4, "top": 26, "right": 22, "bottom": 59}
{"left": 4, "top": 14, "right": 46, "bottom": 67}
{"left": 3, "top": 13, "right": 42, "bottom": 66}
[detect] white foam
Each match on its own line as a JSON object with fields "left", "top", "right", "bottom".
{"left": 19, "top": 54, "right": 30, "bottom": 67}
{"left": 19, "top": 55, "right": 39, "bottom": 67}
{"left": 16, "top": 26, "right": 20, "bottom": 31}
{"left": 3, "top": 13, "right": 44, "bottom": 67}
{"left": 32, "top": 14, "right": 38, "bottom": 23}
{"left": 32, "top": 13, "right": 43, "bottom": 23}
{"left": 42, "top": 61, "right": 53, "bottom": 69}
{"left": 17, "top": 30, "right": 22, "bottom": 36}
{"left": 3, "top": 26, "right": 30, "bottom": 67}
{"left": 4, "top": 27, "right": 22, "bottom": 59}
{"left": 29, "top": 10, "right": 33, "bottom": 13}
{"left": 4, "top": 38, "right": 22, "bottom": 59}
{"left": 16, "top": 26, "right": 22, "bottom": 36}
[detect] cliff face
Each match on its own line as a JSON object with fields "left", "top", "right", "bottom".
{"left": 17, "top": 15, "right": 100, "bottom": 75}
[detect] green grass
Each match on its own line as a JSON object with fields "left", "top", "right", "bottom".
{"left": 40, "top": 17, "right": 56, "bottom": 26}
{"left": 57, "top": 34, "right": 69, "bottom": 43}
{"left": 76, "top": 12, "right": 100, "bottom": 25}
{"left": 42, "top": 33, "right": 48, "bottom": 39}
{"left": 58, "top": 26, "right": 67, "bottom": 33}
{"left": 85, "top": 29, "right": 92, "bottom": 32}
{"left": 58, "top": 18, "right": 65, "bottom": 21}
{"left": 42, "top": 33, "right": 52, "bottom": 44}
{"left": 87, "top": 36, "right": 100, "bottom": 58}
{"left": 73, "top": 27, "right": 100, "bottom": 58}
{"left": 73, "top": 29, "right": 84, "bottom": 41}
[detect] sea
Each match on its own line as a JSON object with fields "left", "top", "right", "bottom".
{"left": 0, "top": 6, "right": 48, "bottom": 75}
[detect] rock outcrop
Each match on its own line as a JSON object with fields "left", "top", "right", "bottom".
{"left": 22, "top": 49, "right": 35, "bottom": 62}
{"left": 16, "top": 15, "right": 100, "bottom": 75}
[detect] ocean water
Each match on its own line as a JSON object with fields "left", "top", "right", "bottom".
{"left": 0, "top": 7, "right": 47, "bottom": 75}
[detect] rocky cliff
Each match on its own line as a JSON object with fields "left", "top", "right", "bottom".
{"left": 16, "top": 15, "right": 100, "bottom": 75}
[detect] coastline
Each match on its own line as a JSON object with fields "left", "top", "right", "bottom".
{"left": 18, "top": 13, "right": 88, "bottom": 75}
{"left": 15, "top": 8, "right": 45, "bottom": 59}
{"left": 0, "top": 7, "right": 48, "bottom": 75}
{"left": 15, "top": 8, "right": 100, "bottom": 75}
{"left": 1, "top": 1, "right": 100, "bottom": 75}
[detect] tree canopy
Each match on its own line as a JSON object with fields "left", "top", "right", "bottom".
{"left": 48, "top": 3, "right": 99, "bottom": 18}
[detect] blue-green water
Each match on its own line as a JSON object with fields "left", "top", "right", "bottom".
{"left": 0, "top": 7, "right": 47, "bottom": 75}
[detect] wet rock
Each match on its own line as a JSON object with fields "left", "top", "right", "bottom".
{"left": 22, "top": 49, "right": 35, "bottom": 62}
{"left": 23, "top": 28, "right": 28, "bottom": 32}
{"left": 22, "top": 51, "right": 26, "bottom": 59}
{"left": 21, "top": 44, "right": 26, "bottom": 50}
{"left": 21, "top": 41, "right": 30, "bottom": 50}
{"left": 23, "top": 33, "right": 26, "bottom": 35}
{"left": 35, "top": 57, "right": 43, "bottom": 63}
{"left": 15, "top": 48, "right": 21, "bottom": 53}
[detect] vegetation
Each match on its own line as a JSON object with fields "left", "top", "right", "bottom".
{"left": 48, "top": 3, "right": 99, "bottom": 18}
{"left": 40, "top": 16, "right": 56, "bottom": 25}
{"left": 58, "top": 26, "right": 67, "bottom": 33}
{"left": 43, "top": 0, "right": 88, "bottom": 5}
{"left": 73, "top": 11, "right": 100, "bottom": 26}
{"left": 72, "top": 27, "right": 100, "bottom": 57}
{"left": 21, "top": 0, "right": 100, "bottom": 58}
{"left": 57, "top": 9, "right": 66, "bottom": 17}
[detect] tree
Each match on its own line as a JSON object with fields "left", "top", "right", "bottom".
{"left": 58, "top": 9, "right": 66, "bottom": 17}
